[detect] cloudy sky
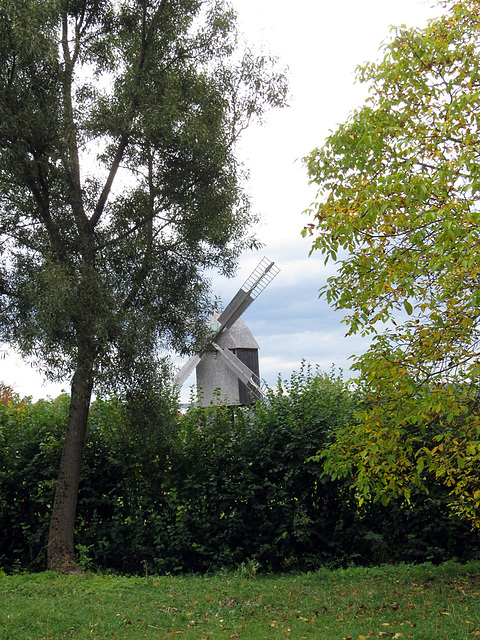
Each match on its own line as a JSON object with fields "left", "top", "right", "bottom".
{"left": 0, "top": 0, "right": 440, "bottom": 400}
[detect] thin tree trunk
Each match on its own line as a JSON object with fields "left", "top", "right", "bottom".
{"left": 47, "top": 364, "right": 94, "bottom": 573}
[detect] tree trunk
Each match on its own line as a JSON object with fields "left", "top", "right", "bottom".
{"left": 47, "top": 365, "right": 94, "bottom": 573}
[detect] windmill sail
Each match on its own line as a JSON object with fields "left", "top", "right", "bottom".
{"left": 212, "top": 342, "right": 264, "bottom": 401}
{"left": 174, "top": 353, "right": 201, "bottom": 387}
{"left": 215, "top": 257, "right": 280, "bottom": 334}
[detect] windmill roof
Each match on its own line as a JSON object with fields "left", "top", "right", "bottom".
{"left": 211, "top": 312, "right": 259, "bottom": 350}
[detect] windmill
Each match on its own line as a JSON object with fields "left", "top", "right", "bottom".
{"left": 174, "top": 257, "right": 280, "bottom": 406}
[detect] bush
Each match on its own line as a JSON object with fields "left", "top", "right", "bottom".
{"left": 131, "top": 364, "right": 393, "bottom": 573}
{"left": 1, "top": 366, "right": 479, "bottom": 575}
{"left": 0, "top": 387, "right": 69, "bottom": 571}
{"left": 75, "top": 380, "right": 180, "bottom": 574}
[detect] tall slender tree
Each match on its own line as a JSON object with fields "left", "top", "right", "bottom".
{"left": 0, "top": 0, "right": 287, "bottom": 572}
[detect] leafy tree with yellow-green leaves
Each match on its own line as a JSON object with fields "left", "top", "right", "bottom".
{"left": 303, "top": 0, "right": 480, "bottom": 526}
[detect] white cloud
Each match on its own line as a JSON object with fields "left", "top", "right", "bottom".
{"left": 0, "top": 350, "right": 67, "bottom": 400}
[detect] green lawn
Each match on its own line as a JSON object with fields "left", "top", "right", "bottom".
{"left": 1, "top": 562, "right": 479, "bottom": 639}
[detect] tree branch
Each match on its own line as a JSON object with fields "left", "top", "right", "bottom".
{"left": 121, "top": 147, "right": 155, "bottom": 311}
{"left": 89, "top": 0, "right": 170, "bottom": 232}
{"left": 61, "top": 12, "right": 89, "bottom": 236}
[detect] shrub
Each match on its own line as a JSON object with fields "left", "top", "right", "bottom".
{"left": 142, "top": 365, "right": 366, "bottom": 573}
{"left": 1, "top": 366, "right": 479, "bottom": 574}
{"left": 0, "top": 389, "right": 69, "bottom": 571}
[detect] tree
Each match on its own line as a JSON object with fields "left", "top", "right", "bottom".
{"left": 303, "top": 0, "right": 480, "bottom": 526}
{"left": 0, "top": 0, "right": 287, "bottom": 572}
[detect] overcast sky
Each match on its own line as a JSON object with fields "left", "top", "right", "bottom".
{"left": 0, "top": 0, "right": 440, "bottom": 400}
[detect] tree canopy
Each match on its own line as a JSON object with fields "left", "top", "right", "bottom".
{"left": 303, "top": 0, "right": 480, "bottom": 526}
{"left": 0, "top": 0, "right": 287, "bottom": 570}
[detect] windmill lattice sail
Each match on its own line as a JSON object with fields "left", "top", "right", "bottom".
{"left": 215, "top": 257, "right": 280, "bottom": 334}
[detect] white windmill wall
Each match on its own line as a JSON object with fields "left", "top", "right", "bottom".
{"left": 196, "top": 315, "right": 259, "bottom": 407}
{"left": 196, "top": 351, "right": 240, "bottom": 406}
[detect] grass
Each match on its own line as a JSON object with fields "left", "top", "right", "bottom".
{"left": 1, "top": 562, "right": 479, "bottom": 639}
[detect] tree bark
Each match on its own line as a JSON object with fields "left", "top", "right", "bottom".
{"left": 47, "top": 362, "right": 94, "bottom": 573}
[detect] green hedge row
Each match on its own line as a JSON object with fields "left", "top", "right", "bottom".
{"left": 0, "top": 366, "right": 479, "bottom": 574}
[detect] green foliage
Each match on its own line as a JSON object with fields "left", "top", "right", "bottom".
{"left": 0, "top": 387, "right": 69, "bottom": 571}
{"left": 2, "top": 366, "right": 480, "bottom": 575}
{"left": 152, "top": 364, "right": 369, "bottom": 573}
{"left": 303, "top": 0, "right": 480, "bottom": 524}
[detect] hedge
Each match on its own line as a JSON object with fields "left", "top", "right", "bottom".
{"left": 0, "top": 367, "right": 479, "bottom": 574}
